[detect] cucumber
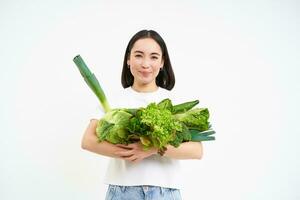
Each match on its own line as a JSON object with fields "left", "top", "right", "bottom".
{"left": 172, "top": 100, "right": 199, "bottom": 114}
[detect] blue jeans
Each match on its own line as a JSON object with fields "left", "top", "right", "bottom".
{"left": 105, "top": 185, "right": 182, "bottom": 200}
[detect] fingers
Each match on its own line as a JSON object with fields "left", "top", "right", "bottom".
{"left": 115, "top": 151, "right": 138, "bottom": 162}
{"left": 114, "top": 142, "right": 148, "bottom": 163}
{"left": 116, "top": 143, "right": 140, "bottom": 150}
{"left": 116, "top": 144, "right": 132, "bottom": 149}
{"left": 122, "top": 156, "right": 141, "bottom": 163}
{"left": 132, "top": 158, "right": 142, "bottom": 163}
{"left": 115, "top": 150, "right": 133, "bottom": 157}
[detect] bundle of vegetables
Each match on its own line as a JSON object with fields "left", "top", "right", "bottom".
{"left": 73, "top": 55, "right": 215, "bottom": 153}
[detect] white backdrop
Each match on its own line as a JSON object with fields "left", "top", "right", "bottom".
{"left": 1, "top": 1, "right": 299, "bottom": 199}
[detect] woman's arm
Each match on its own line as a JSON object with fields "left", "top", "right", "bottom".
{"left": 115, "top": 141, "right": 202, "bottom": 162}
{"left": 164, "top": 142, "right": 203, "bottom": 160}
{"left": 81, "top": 119, "right": 156, "bottom": 162}
{"left": 82, "top": 119, "right": 203, "bottom": 160}
{"left": 81, "top": 119, "right": 126, "bottom": 158}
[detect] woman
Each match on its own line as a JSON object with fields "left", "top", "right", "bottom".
{"left": 81, "top": 30, "right": 203, "bottom": 200}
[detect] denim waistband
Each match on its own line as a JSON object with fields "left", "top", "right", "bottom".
{"left": 118, "top": 185, "right": 166, "bottom": 194}
{"left": 106, "top": 184, "right": 182, "bottom": 200}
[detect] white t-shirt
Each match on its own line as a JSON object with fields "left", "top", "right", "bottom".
{"left": 97, "top": 86, "right": 183, "bottom": 189}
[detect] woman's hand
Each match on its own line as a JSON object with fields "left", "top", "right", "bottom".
{"left": 114, "top": 142, "right": 157, "bottom": 163}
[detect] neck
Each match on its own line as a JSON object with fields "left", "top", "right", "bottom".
{"left": 132, "top": 82, "right": 158, "bottom": 93}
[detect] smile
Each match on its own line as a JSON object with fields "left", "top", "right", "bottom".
{"left": 139, "top": 71, "right": 152, "bottom": 76}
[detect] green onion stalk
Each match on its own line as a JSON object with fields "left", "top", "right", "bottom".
{"left": 73, "top": 55, "right": 111, "bottom": 113}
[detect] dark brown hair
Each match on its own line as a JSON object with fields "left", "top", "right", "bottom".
{"left": 121, "top": 30, "right": 175, "bottom": 90}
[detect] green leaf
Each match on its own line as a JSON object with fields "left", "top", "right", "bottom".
{"left": 172, "top": 100, "right": 199, "bottom": 114}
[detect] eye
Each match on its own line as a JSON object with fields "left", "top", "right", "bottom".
{"left": 151, "top": 56, "right": 158, "bottom": 60}
{"left": 135, "top": 55, "right": 142, "bottom": 58}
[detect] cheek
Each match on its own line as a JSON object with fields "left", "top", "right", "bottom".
{"left": 129, "top": 65, "right": 140, "bottom": 77}
{"left": 130, "top": 61, "right": 142, "bottom": 71}
{"left": 129, "top": 63, "right": 139, "bottom": 72}
{"left": 154, "top": 62, "right": 162, "bottom": 71}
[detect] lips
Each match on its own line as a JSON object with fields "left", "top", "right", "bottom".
{"left": 139, "top": 71, "right": 152, "bottom": 76}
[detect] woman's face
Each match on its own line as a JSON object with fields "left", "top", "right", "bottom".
{"left": 127, "top": 38, "right": 164, "bottom": 87}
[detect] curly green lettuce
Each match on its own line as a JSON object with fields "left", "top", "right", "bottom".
{"left": 128, "top": 102, "right": 183, "bottom": 150}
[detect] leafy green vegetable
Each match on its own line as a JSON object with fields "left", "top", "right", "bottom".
{"left": 127, "top": 102, "right": 183, "bottom": 149}
{"left": 174, "top": 108, "right": 210, "bottom": 131}
{"left": 73, "top": 55, "right": 111, "bottom": 112}
{"left": 125, "top": 99, "right": 215, "bottom": 150}
{"left": 171, "top": 100, "right": 199, "bottom": 114}
{"left": 96, "top": 109, "right": 133, "bottom": 144}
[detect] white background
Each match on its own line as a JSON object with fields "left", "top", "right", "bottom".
{"left": 1, "top": 0, "right": 299, "bottom": 199}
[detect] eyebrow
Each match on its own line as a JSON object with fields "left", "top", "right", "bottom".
{"left": 133, "top": 50, "right": 161, "bottom": 56}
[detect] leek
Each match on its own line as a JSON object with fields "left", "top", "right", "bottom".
{"left": 73, "top": 55, "right": 111, "bottom": 113}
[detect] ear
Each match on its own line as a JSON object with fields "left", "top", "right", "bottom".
{"left": 127, "top": 59, "right": 130, "bottom": 66}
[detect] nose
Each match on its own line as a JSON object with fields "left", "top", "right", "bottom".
{"left": 141, "top": 58, "right": 151, "bottom": 68}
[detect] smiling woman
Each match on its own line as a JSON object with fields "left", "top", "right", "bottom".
{"left": 80, "top": 30, "right": 204, "bottom": 200}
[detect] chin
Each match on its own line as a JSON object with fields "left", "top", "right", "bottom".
{"left": 138, "top": 77, "right": 154, "bottom": 84}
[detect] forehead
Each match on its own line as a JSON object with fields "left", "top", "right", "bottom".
{"left": 131, "top": 38, "right": 162, "bottom": 54}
